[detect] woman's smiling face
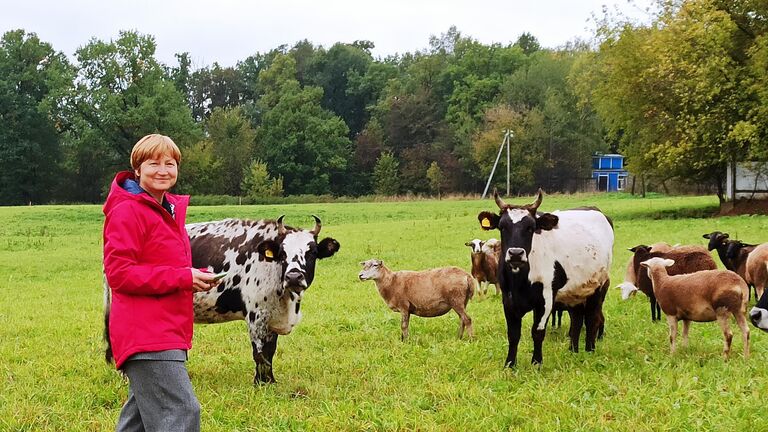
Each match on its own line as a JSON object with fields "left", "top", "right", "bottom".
{"left": 135, "top": 153, "right": 178, "bottom": 201}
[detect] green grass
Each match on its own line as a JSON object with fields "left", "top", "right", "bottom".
{"left": 1, "top": 193, "right": 766, "bottom": 431}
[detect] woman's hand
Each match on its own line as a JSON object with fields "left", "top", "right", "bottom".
{"left": 191, "top": 268, "right": 220, "bottom": 292}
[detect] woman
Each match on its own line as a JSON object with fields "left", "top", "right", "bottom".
{"left": 103, "top": 134, "right": 218, "bottom": 431}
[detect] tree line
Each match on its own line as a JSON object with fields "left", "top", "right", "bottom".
{"left": 2, "top": 0, "right": 767, "bottom": 205}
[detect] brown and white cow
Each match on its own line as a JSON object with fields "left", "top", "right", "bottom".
{"left": 187, "top": 215, "right": 339, "bottom": 384}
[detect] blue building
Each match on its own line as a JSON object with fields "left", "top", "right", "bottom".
{"left": 592, "top": 154, "right": 628, "bottom": 192}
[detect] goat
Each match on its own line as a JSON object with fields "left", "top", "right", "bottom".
{"left": 619, "top": 243, "right": 715, "bottom": 321}
{"left": 640, "top": 257, "right": 749, "bottom": 359}
{"left": 465, "top": 238, "right": 501, "bottom": 297}
{"left": 358, "top": 259, "right": 474, "bottom": 340}
{"left": 704, "top": 231, "right": 758, "bottom": 299}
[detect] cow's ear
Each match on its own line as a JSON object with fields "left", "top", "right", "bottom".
{"left": 478, "top": 212, "right": 499, "bottom": 230}
{"left": 317, "top": 238, "right": 340, "bottom": 259}
{"left": 257, "top": 240, "right": 279, "bottom": 262}
{"left": 536, "top": 213, "right": 559, "bottom": 231}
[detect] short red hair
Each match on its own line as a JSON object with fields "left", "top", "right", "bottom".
{"left": 130, "top": 134, "right": 181, "bottom": 170}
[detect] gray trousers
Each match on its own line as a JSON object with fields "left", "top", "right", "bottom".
{"left": 116, "top": 356, "right": 201, "bottom": 432}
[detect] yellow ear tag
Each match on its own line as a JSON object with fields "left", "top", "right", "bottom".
{"left": 481, "top": 218, "right": 491, "bottom": 228}
{"left": 265, "top": 249, "right": 274, "bottom": 259}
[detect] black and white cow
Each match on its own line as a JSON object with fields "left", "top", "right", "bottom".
{"left": 187, "top": 215, "right": 340, "bottom": 384}
{"left": 750, "top": 289, "right": 768, "bottom": 332}
{"left": 104, "top": 215, "right": 340, "bottom": 385}
{"left": 477, "top": 189, "right": 614, "bottom": 367}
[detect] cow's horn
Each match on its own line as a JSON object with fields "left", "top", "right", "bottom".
{"left": 530, "top": 188, "right": 543, "bottom": 210}
{"left": 494, "top": 189, "right": 507, "bottom": 209}
{"left": 277, "top": 215, "right": 287, "bottom": 235}
{"left": 310, "top": 215, "right": 322, "bottom": 236}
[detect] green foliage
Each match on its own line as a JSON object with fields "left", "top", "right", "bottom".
{"left": 204, "top": 106, "right": 255, "bottom": 196}
{"left": 426, "top": 161, "right": 444, "bottom": 198}
{"left": 241, "top": 159, "right": 283, "bottom": 198}
{"left": 255, "top": 54, "right": 351, "bottom": 195}
{"left": 373, "top": 151, "right": 400, "bottom": 195}
{"left": 0, "top": 30, "right": 73, "bottom": 205}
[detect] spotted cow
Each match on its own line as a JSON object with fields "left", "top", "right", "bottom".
{"left": 187, "top": 215, "right": 340, "bottom": 384}
{"left": 477, "top": 189, "right": 613, "bottom": 368}
{"left": 103, "top": 215, "right": 340, "bottom": 384}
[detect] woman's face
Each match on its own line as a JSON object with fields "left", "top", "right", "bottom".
{"left": 135, "top": 153, "right": 178, "bottom": 199}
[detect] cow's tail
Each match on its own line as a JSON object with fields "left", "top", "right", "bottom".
{"left": 103, "top": 272, "right": 114, "bottom": 364}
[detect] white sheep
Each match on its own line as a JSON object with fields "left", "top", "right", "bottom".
{"left": 640, "top": 257, "right": 750, "bottom": 359}
{"left": 358, "top": 259, "right": 474, "bottom": 340}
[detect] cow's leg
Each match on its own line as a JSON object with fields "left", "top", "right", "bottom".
{"left": 400, "top": 311, "right": 410, "bottom": 341}
{"left": 502, "top": 296, "right": 522, "bottom": 368}
{"left": 584, "top": 287, "right": 604, "bottom": 352}
{"left": 531, "top": 305, "right": 547, "bottom": 365}
{"left": 251, "top": 333, "right": 278, "bottom": 384}
{"left": 568, "top": 304, "right": 584, "bottom": 353}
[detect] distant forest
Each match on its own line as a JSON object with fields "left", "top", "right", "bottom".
{"left": 2, "top": 0, "right": 768, "bottom": 204}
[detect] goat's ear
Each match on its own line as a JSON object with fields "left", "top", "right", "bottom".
{"left": 257, "top": 240, "right": 279, "bottom": 262}
{"left": 478, "top": 212, "right": 499, "bottom": 230}
{"left": 639, "top": 261, "right": 650, "bottom": 269}
{"left": 317, "top": 238, "right": 340, "bottom": 259}
{"left": 464, "top": 242, "right": 473, "bottom": 247}
{"left": 629, "top": 244, "right": 648, "bottom": 253}
{"left": 702, "top": 233, "right": 711, "bottom": 239}
{"left": 536, "top": 213, "right": 559, "bottom": 231}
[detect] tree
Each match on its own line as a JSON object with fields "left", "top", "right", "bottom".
{"left": 0, "top": 29, "right": 73, "bottom": 204}
{"left": 64, "top": 30, "right": 200, "bottom": 201}
{"left": 241, "top": 159, "right": 283, "bottom": 198}
{"left": 426, "top": 161, "right": 444, "bottom": 198}
{"left": 205, "top": 106, "right": 255, "bottom": 195}
{"left": 255, "top": 54, "right": 351, "bottom": 195}
{"left": 373, "top": 151, "right": 400, "bottom": 196}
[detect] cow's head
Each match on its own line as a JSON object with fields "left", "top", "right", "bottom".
{"left": 256, "top": 215, "right": 340, "bottom": 293}
{"left": 477, "top": 188, "right": 558, "bottom": 274}
{"left": 703, "top": 231, "right": 729, "bottom": 251}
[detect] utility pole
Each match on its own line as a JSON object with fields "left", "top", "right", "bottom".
{"left": 482, "top": 129, "right": 513, "bottom": 199}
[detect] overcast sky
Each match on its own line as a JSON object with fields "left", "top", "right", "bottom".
{"left": 2, "top": 0, "right": 655, "bottom": 68}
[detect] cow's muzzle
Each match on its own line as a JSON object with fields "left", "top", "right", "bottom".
{"left": 283, "top": 270, "right": 307, "bottom": 290}
{"left": 749, "top": 307, "right": 768, "bottom": 332}
{"left": 505, "top": 247, "right": 528, "bottom": 273}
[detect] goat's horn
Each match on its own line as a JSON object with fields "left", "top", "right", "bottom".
{"left": 309, "top": 215, "right": 322, "bottom": 236}
{"left": 277, "top": 215, "right": 287, "bottom": 235}
{"left": 494, "top": 189, "right": 507, "bottom": 209}
{"left": 530, "top": 188, "right": 543, "bottom": 210}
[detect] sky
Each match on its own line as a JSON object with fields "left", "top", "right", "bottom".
{"left": 1, "top": 0, "right": 656, "bottom": 68}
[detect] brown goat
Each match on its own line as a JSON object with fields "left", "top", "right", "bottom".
{"left": 358, "top": 259, "right": 474, "bottom": 340}
{"left": 704, "top": 231, "right": 758, "bottom": 299}
{"left": 746, "top": 243, "right": 768, "bottom": 301}
{"left": 641, "top": 257, "right": 749, "bottom": 359}
{"left": 465, "top": 238, "right": 500, "bottom": 297}
{"left": 619, "top": 244, "right": 716, "bottom": 321}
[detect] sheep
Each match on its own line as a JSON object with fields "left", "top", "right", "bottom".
{"left": 465, "top": 238, "right": 501, "bottom": 297}
{"left": 746, "top": 243, "right": 768, "bottom": 301}
{"left": 358, "top": 259, "right": 474, "bottom": 340}
{"left": 640, "top": 257, "right": 749, "bottom": 359}
{"left": 618, "top": 243, "right": 716, "bottom": 321}
{"left": 704, "top": 231, "right": 758, "bottom": 299}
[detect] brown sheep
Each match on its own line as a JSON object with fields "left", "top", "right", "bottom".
{"left": 619, "top": 244, "right": 716, "bottom": 321}
{"left": 704, "top": 231, "right": 758, "bottom": 299}
{"left": 746, "top": 243, "right": 768, "bottom": 301}
{"left": 358, "top": 259, "right": 474, "bottom": 340}
{"left": 640, "top": 257, "right": 749, "bottom": 359}
{"left": 465, "top": 238, "right": 501, "bottom": 297}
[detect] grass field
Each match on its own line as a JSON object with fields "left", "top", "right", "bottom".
{"left": 1, "top": 193, "right": 767, "bottom": 431}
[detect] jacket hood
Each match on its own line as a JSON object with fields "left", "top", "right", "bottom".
{"left": 103, "top": 171, "right": 189, "bottom": 216}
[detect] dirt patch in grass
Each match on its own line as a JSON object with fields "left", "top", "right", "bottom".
{"left": 718, "top": 198, "right": 768, "bottom": 216}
